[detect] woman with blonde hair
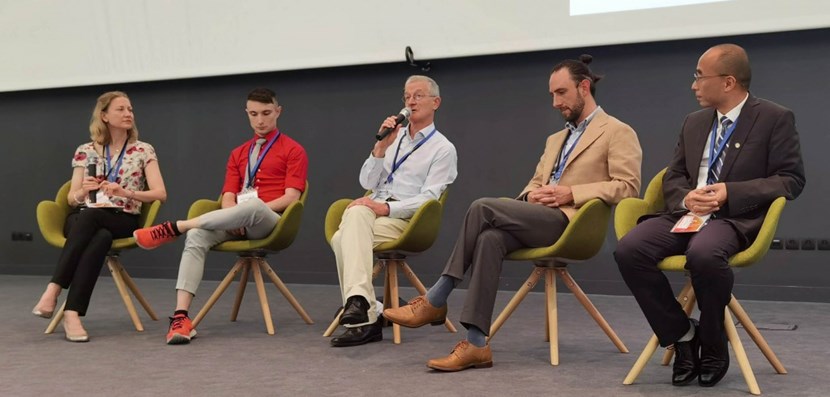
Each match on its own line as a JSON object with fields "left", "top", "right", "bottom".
{"left": 32, "top": 91, "right": 167, "bottom": 342}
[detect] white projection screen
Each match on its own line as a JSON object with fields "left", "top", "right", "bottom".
{"left": 1, "top": 0, "right": 828, "bottom": 92}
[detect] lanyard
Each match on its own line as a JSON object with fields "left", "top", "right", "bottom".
{"left": 551, "top": 130, "right": 584, "bottom": 182}
{"left": 386, "top": 128, "right": 437, "bottom": 184}
{"left": 104, "top": 141, "right": 127, "bottom": 183}
{"left": 708, "top": 118, "right": 739, "bottom": 170}
{"left": 246, "top": 131, "right": 280, "bottom": 188}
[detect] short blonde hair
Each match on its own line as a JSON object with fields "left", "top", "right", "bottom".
{"left": 89, "top": 91, "right": 139, "bottom": 145}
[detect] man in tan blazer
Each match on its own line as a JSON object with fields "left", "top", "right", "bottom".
{"left": 384, "top": 55, "right": 642, "bottom": 371}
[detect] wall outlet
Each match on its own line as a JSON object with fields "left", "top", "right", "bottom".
{"left": 801, "top": 239, "right": 816, "bottom": 250}
{"left": 818, "top": 239, "right": 830, "bottom": 251}
{"left": 770, "top": 238, "right": 783, "bottom": 250}
{"left": 11, "top": 232, "right": 33, "bottom": 241}
{"left": 785, "top": 239, "right": 800, "bottom": 250}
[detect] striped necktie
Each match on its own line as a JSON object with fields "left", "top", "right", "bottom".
{"left": 244, "top": 138, "right": 267, "bottom": 187}
{"left": 707, "top": 116, "right": 732, "bottom": 184}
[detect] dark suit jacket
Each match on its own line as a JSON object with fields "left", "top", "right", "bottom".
{"left": 661, "top": 95, "right": 806, "bottom": 245}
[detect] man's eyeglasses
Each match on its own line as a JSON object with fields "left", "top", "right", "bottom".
{"left": 693, "top": 73, "right": 729, "bottom": 82}
{"left": 402, "top": 93, "right": 437, "bottom": 103}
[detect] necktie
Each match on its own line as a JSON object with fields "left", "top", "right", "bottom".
{"left": 244, "top": 138, "right": 267, "bottom": 187}
{"left": 708, "top": 116, "right": 732, "bottom": 184}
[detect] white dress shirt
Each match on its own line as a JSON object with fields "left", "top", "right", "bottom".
{"left": 359, "top": 123, "right": 458, "bottom": 219}
{"left": 695, "top": 93, "right": 749, "bottom": 189}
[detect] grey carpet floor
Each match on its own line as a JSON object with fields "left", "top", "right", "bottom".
{"left": 1, "top": 274, "right": 826, "bottom": 396}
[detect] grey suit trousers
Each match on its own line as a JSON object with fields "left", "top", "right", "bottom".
{"left": 441, "top": 197, "right": 569, "bottom": 334}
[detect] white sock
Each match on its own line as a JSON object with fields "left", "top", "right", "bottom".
{"left": 677, "top": 319, "right": 696, "bottom": 342}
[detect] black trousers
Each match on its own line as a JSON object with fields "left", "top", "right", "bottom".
{"left": 441, "top": 198, "right": 569, "bottom": 335}
{"left": 51, "top": 208, "right": 138, "bottom": 316}
{"left": 614, "top": 216, "right": 743, "bottom": 347}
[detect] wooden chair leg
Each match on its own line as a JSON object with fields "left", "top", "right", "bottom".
{"left": 725, "top": 308, "right": 761, "bottom": 395}
{"left": 192, "top": 261, "right": 244, "bottom": 328}
{"left": 259, "top": 260, "right": 314, "bottom": 324}
{"left": 387, "top": 260, "right": 401, "bottom": 344}
{"left": 117, "top": 261, "right": 159, "bottom": 321}
{"left": 557, "top": 268, "right": 628, "bottom": 353}
{"left": 400, "top": 261, "right": 457, "bottom": 333}
{"left": 489, "top": 267, "right": 544, "bottom": 340}
{"left": 230, "top": 262, "right": 251, "bottom": 322}
{"left": 324, "top": 308, "right": 345, "bottom": 337}
{"left": 325, "top": 262, "right": 383, "bottom": 337}
{"left": 251, "top": 260, "right": 275, "bottom": 335}
{"left": 623, "top": 334, "right": 660, "bottom": 385}
{"left": 44, "top": 301, "right": 66, "bottom": 334}
{"left": 107, "top": 257, "right": 144, "bottom": 332}
{"left": 625, "top": 281, "right": 696, "bottom": 385}
{"left": 729, "top": 295, "right": 787, "bottom": 374}
{"left": 662, "top": 282, "right": 697, "bottom": 365}
{"left": 545, "top": 268, "right": 559, "bottom": 366}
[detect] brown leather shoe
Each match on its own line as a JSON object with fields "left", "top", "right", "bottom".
{"left": 383, "top": 295, "right": 447, "bottom": 328}
{"left": 427, "top": 340, "right": 493, "bottom": 372}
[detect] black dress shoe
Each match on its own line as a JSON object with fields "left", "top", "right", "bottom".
{"left": 330, "top": 320, "right": 382, "bottom": 347}
{"left": 672, "top": 319, "right": 700, "bottom": 386}
{"left": 699, "top": 333, "right": 730, "bottom": 387}
{"left": 340, "top": 295, "right": 370, "bottom": 325}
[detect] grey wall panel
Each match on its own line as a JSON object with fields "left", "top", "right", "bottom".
{"left": 2, "top": 28, "right": 827, "bottom": 302}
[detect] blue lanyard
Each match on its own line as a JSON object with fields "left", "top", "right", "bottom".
{"left": 551, "top": 131, "right": 583, "bottom": 182}
{"left": 246, "top": 131, "right": 280, "bottom": 188}
{"left": 104, "top": 141, "right": 127, "bottom": 183}
{"left": 708, "top": 118, "right": 738, "bottom": 170}
{"left": 386, "top": 128, "right": 437, "bottom": 184}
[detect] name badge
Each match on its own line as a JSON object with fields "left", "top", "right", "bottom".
{"left": 237, "top": 187, "right": 259, "bottom": 204}
{"left": 671, "top": 213, "right": 711, "bottom": 233}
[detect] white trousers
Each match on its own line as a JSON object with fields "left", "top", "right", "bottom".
{"left": 331, "top": 205, "right": 408, "bottom": 327}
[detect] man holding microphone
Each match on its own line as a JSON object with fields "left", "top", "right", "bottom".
{"left": 329, "top": 75, "right": 458, "bottom": 347}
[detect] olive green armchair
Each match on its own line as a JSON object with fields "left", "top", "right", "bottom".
{"left": 487, "top": 198, "right": 629, "bottom": 366}
{"left": 189, "top": 182, "right": 313, "bottom": 335}
{"left": 617, "top": 169, "right": 787, "bottom": 395}
{"left": 322, "top": 190, "right": 458, "bottom": 344}
{"left": 37, "top": 181, "right": 161, "bottom": 334}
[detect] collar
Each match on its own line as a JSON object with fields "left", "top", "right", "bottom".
{"left": 253, "top": 128, "right": 280, "bottom": 142}
{"left": 565, "top": 106, "right": 602, "bottom": 134}
{"left": 401, "top": 123, "right": 436, "bottom": 142}
{"left": 717, "top": 93, "right": 749, "bottom": 123}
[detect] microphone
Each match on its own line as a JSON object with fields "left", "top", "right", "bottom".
{"left": 87, "top": 157, "right": 99, "bottom": 203}
{"left": 375, "top": 108, "right": 411, "bottom": 141}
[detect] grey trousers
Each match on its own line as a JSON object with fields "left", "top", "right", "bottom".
{"left": 176, "top": 199, "right": 280, "bottom": 294}
{"left": 441, "top": 198, "right": 569, "bottom": 334}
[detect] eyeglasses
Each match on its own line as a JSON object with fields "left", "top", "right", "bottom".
{"left": 402, "top": 93, "right": 437, "bottom": 103}
{"left": 692, "top": 73, "right": 728, "bottom": 82}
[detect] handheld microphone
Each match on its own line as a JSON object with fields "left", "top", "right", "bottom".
{"left": 87, "top": 158, "right": 99, "bottom": 203}
{"left": 375, "top": 108, "right": 411, "bottom": 141}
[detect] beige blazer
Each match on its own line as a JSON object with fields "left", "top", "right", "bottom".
{"left": 518, "top": 109, "right": 643, "bottom": 220}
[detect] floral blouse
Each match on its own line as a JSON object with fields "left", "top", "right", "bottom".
{"left": 72, "top": 140, "right": 158, "bottom": 215}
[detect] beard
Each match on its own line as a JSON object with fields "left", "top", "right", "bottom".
{"left": 561, "top": 92, "right": 586, "bottom": 124}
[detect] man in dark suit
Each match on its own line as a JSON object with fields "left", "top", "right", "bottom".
{"left": 615, "top": 44, "right": 805, "bottom": 388}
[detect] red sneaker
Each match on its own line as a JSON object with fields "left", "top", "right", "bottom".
{"left": 134, "top": 221, "right": 178, "bottom": 250}
{"left": 166, "top": 314, "right": 197, "bottom": 345}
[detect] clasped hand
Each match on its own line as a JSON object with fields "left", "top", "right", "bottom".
{"left": 527, "top": 185, "right": 574, "bottom": 208}
{"left": 684, "top": 182, "right": 727, "bottom": 216}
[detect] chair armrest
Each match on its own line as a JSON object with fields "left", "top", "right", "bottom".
{"left": 377, "top": 198, "right": 442, "bottom": 253}
{"left": 139, "top": 200, "right": 162, "bottom": 228}
{"left": 188, "top": 199, "right": 221, "bottom": 219}
{"left": 37, "top": 200, "right": 69, "bottom": 248}
{"left": 324, "top": 199, "right": 353, "bottom": 245}
{"left": 614, "top": 197, "right": 651, "bottom": 241}
{"left": 730, "top": 196, "right": 786, "bottom": 267}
